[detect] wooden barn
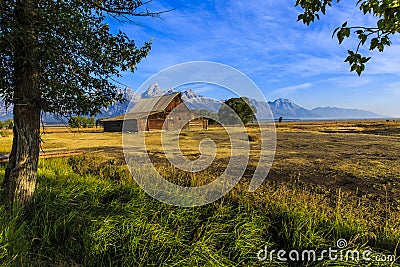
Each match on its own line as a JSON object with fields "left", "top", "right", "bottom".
{"left": 102, "top": 92, "right": 208, "bottom": 132}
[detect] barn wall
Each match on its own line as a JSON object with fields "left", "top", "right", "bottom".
{"left": 188, "top": 118, "right": 208, "bottom": 130}
{"left": 124, "top": 119, "right": 138, "bottom": 132}
{"left": 165, "top": 95, "right": 191, "bottom": 113}
{"left": 137, "top": 118, "right": 148, "bottom": 132}
{"left": 164, "top": 95, "right": 193, "bottom": 131}
{"left": 102, "top": 94, "right": 204, "bottom": 132}
{"left": 103, "top": 120, "right": 123, "bottom": 132}
{"left": 103, "top": 119, "right": 138, "bottom": 132}
{"left": 148, "top": 119, "right": 165, "bottom": 130}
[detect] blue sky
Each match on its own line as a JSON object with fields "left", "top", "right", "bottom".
{"left": 112, "top": 0, "right": 400, "bottom": 117}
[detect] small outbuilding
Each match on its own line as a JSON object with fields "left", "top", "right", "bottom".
{"left": 102, "top": 92, "right": 208, "bottom": 132}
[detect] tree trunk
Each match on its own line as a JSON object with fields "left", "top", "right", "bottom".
{"left": 1, "top": 0, "right": 41, "bottom": 206}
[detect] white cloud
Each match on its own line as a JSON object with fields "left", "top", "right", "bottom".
{"left": 323, "top": 76, "right": 371, "bottom": 88}
{"left": 272, "top": 82, "right": 312, "bottom": 96}
{"left": 114, "top": 0, "right": 400, "bottom": 116}
{"left": 386, "top": 82, "right": 400, "bottom": 96}
{"left": 364, "top": 44, "right": 400, "bottom": 75}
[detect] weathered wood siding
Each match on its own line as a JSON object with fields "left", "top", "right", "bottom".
{"left": 102, "top": 93, "right": 208, "bottom": 132}
{"left": 148, "top": 116, "right": 164, "bottom": 130}
{"left": 103, "top": 119, "right": 138, "bottom": 132}
{"left": 165, "top": 96, "right": 190, "bottom": 113}
{"left": 188, "top": 118, "right": 208, "bottom": 130}
{"left": 137, "top": 118, "right": 148, "bottom": 132}
{"left": 103, "top": 120, "right": 123, "bottom": 132}
{"left": 124, "top": 119, "right": 138, "bottom": 132}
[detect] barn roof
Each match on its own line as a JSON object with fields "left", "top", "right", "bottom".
{"left": 130, "top": 92, "right": 181, "bottom": 114}
{"left": 101, "top": 92, "right": 182, "bottom": 122}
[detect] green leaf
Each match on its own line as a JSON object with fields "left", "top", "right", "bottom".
{"left": 337, "top": 29, "right": 345, "bottom": 44}
{"left": 361, "top": 57, "right": 371, "bottom": 63}
{"left": 356, "top": 66, "right": 362, "bottom": 76}
{"left": 370, "top": 38, "right": 379, "bottom": 50}
{"left": 297, "top": 0, "right": 399, "bottom": 75}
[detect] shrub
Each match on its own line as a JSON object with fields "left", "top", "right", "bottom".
{"left": 0, "top": 130, "right": 10, "bottom": 137}
{"left": 217, "top": 97, "right": 256, "bottom": 125}
{"left": 0, "top": 119, "right": 14, "bottom": 130}
{"left": 248, "top": 133, "right": 260, "bottom": 142}
{"left": 68, "top": 116, "right": 95, "bottom": 128}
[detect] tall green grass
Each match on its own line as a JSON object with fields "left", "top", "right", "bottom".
{"left": 0, "top": 156, "right": 399, "bottom": 266}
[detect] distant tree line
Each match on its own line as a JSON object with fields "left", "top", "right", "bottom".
{"left": 0, "top": 119, "right": 14, "bottom": 130}
{"left": 192, "top": 97, "right": 257, "bottom": 126}
{"left": 68, "top": 116, "right": 95, "bottom": 128}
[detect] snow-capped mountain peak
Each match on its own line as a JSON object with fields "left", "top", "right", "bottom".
{"left": 181, "top": 88, "right": 199, "bottom": 100}
{"left": 141, "top": 82, "right": 164, "bottom": 98}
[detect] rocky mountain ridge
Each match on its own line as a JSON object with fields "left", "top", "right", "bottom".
{"left": 0, "top": 82, "right": 385, "bottom": 122}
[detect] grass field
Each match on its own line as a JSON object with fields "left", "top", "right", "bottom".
{"left": 0, "top": 120, "right": 399, "bottom": 266}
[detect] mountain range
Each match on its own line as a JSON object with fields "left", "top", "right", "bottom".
{"left": 251, "top": 98, "right": 384, "bottom": 119}
{"left": 100, "top": 82, "right": 384, "bottom": 120}
{"left": 0, "top": 82, "right": 385, "bottom": 122}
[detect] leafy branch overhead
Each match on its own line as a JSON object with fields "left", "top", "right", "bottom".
{"left": 0, "top": 0, "right": 170, "bottom": 117}
{"left": 0, "top": 0, "right": 170, "bottom": 206}
{"left": 295, "top": 0, "right": 400, "bottom": 75}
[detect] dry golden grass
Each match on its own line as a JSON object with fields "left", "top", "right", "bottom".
{"left": 1, "top": 120, "right": 399, "bottom": 266}
{"left": 0, "top": 127, "right": 121, "bottom": 153}
{"left": 0, "top": 120, "right": 398, "bottom": 203}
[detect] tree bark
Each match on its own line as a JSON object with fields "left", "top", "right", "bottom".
{"left": 1, "top": 0, "right": 41, "bottom": 206}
